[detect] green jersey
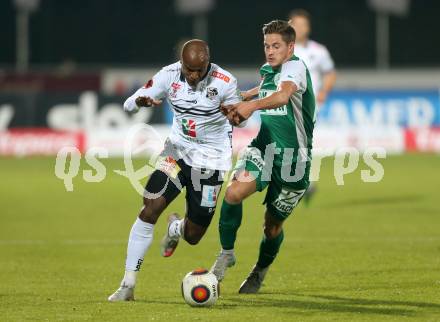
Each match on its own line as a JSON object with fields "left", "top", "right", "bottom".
{"left": 252, "top": 55, "right": 315, "bottom": 168}
{"left": 234, "top": 56, "right": 316, "bottom": 216}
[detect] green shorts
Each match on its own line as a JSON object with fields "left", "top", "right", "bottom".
{"left": 233, "top": 145, "right": 310, "bottom": 221}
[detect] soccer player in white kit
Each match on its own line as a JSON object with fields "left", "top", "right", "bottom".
{"left": 108, "top": 39, "right": 240, "bottom": 301}
{"left": 288, "top": 9, "right": 336, "bottom": 105}
{"left": 289, "top": 9, "right": 337, "bottom": 203}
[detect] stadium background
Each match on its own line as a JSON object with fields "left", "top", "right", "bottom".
{"left": 1, "top": 0, "right": 439, "bottom": 321}
{"left": 1, "top": 0, "right": 440, "bottom": 155}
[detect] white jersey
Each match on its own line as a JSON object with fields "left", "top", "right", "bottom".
{"left": 124, "top": 62, "right": 240, "bottom": 171}
{"left": 294, "top": 40, "right": 335, "bottom": 95}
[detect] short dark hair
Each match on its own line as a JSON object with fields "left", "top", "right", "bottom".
{"left": 262, "top": 20, "right": 296, "bottom": 44}
{"left": 288, "top": 9, "right": 312, "bottom": 24}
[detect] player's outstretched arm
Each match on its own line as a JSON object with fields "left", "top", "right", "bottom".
{"left": 124, "top": 93, "right": 162, "bottom": 114}
{"left": 123, "top": 69, "right": 168, "bottom": 113}
{"left": 249, "top": 81, "right": 296, "bottom": 110}
{"left": 222, "top": 81, "right": 297, "bottom": 125}
{"left": 123, "top": 85, "right": 164, "bottom": 114}
{"left": 221, "top": 104, "right": 244, "bottom": 126}
{"left": 240, "top": 86, "right": 260, "bottom": 101}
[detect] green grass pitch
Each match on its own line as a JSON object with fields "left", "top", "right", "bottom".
{"left": 0, "top": 154, "right": 439, "bottom": 321}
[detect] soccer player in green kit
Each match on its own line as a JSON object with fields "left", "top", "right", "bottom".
{"left": 210, "top": 20, "right": 316, "bottom": 293}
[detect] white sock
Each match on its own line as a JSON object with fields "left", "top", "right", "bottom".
{"left": 221, "top": 248, "right": 234, "bottom": 255}
{"left": 122, "top": 217, "right": 154, "bottom": 287}
{"left": 122, "top": 270, "right": 137, "bottom": 288}
{"left": 168, "top": 219, "right": 184, "bottom": 239}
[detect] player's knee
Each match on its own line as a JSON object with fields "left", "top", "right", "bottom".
{"left": 140, "top": 198, "right": 163, "bottom": 223}
{"left": 184, "top": 232, "right": 202, "bottom": 245}
{"left": 224, "top": 187, "right": 244, "bottom": 204}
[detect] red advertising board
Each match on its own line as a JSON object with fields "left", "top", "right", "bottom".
{"left": 405, "top": 128, "right": 440, "bottom": 152}
{"left": 0, "top": 129, "right": 85, "bottom": 156}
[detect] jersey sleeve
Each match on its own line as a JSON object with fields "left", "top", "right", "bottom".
{"left": 123, "top": 69, "right": 170, "bottom": 112}
{"left": 279, "top": 60, "right": 307, "bottom": 94}
{"left": 319, "top": 46, "right": 335, "bottom": 73}
{"left": 221, "top": 77, "right": 241, "bottom": 105}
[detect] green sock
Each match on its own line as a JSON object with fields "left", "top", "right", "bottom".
{"left": 257, "top": 230, "right": 284, "bottom": 268}
{"left": 219, "top": 200, "right": 243, "bottom": 250}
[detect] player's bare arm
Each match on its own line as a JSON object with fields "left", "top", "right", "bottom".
{"left": 317, "top": 70, "right": 336, "bottom": 104}
{"left": 240, "top": 86, "right": 259, "bottom": 101}
{"left": 220, "top": 106, "right": 243, "bottom": 126}
{"left": 220, "top": 85, "right": 258, "bottom": 125}
{"left": 222, "top": 80, "right": 297, "bottom": 125}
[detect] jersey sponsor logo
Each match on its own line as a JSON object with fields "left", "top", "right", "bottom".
{"left": 135, "top": 259, "right": 143, "bottom": 271}
{"left": 271, "top": 188, "right": 305, "bottom": 214}
{"left": 143, "top": 79, "right": 153, "bottom": 88}
{"left": 155, "top": 156, "right": 181, "bottom": 179}
{"left": 259, "top": 90, "right": 288, "bottom": 115}
{"left": 246, "top": 155, "right": 264, "bottom": 171}
{"left": 185, "top": 137, "right": 205, "bottom": 144}
{"left": 260, "top": 105, "right": 288, "bottom": 116}
{"left": 171, "top": 82, "right": 181, "bottom": 91}
{"left": 169, "top": 82, "right": 181, "bottom": 98}
{"left": 211, "top": 71, "right": 230, "bottom": 83}
{"left": 206, "top": 87, "right": 218, "bottom": 99}
{"left": 200, "top": 185, "right": 221, "bottom": 207}
{"left": 238, "top": 147, "right": 264, "bottom": 171}
{"left": 259, "top": 90, "right": 275, "bottom": 98}
{"left": 182, "top": 119, "right": 197, "bottom": 137}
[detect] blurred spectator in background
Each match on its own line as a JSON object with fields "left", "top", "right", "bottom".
{"left": 289, "top": 9, "right": 336, "bottom": 105}
{"left": 55, "top": 57, "right": 77, "bottom": 78}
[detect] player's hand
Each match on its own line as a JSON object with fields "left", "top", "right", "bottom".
{"left": 221, "top": 104, "right": 241, "bottom": 126}
{"left": 135, "top": 96, "right": 162, "bottom": 107}
{"left": 240, "top": 90, "right": 253, "bottom": 101}
{"left": 221, "top": 103, "right": 247, "bottom": 126}
{"left": 235, "top": 101, "right": 255, "bottom": 122}
{"left": 220, "top": 103, "right": 235, "bottom": 116}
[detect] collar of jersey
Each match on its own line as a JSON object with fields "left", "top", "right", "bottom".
{"left": 261, "top": 55, "right": 299, "bottom": 75}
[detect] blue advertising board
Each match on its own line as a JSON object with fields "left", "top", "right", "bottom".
{"left": 163, "top": 89, "right": 440, "bottom": 129}
{"left": 317, "top": 90, "right": 440, "bottom": 128}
